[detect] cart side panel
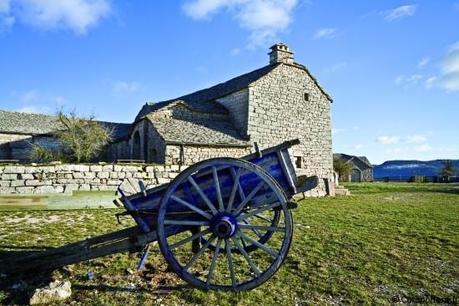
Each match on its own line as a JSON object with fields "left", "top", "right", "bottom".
{"left": 245, "top": 150, "right": 297, "bottom": 197}
{"left": 121, "top": 140, "right": 300, "bottom": 231}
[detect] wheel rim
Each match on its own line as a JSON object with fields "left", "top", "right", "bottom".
{"left": 156, "top": 158, "right": 293, "bottom": 291}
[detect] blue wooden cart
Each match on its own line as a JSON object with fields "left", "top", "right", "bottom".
{"left": 1, "top": 139, "right": 318, "bottom": 291}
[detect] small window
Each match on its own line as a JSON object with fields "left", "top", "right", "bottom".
{"left": 304, "top": 93, "right": 310, "bottom": 101}
{"left": 295, "top": 156, "right": 303, "bottom": 168}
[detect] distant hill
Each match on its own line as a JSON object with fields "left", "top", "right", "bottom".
{"left": 374, "top": 159, "right": 459, "bottom": 179}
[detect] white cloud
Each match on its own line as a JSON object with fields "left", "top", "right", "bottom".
{"left": 14, "top": 90, "right": 66, "bottom": 111}
{"left": 383, "top": 4, "right": 417, "bottom": 21}
{"left": 414, "top": 144, "right": 432, "bottom": 152}
{"left": 113, "top": 81, "right": 140, "bottom": 94}
{"left": 183, "top": 0, "right": 298, "bottom": 47}
{"left": 385, "top": 147, "right": 402, "bottom": 155}
{"left": 1, "top": 15, "right": 14, "bottom": 27}
{"left": 0, "top": 0, "right": 10, "bottom": 12}
{"left": 398, "top": 42, "right": 459, "bottom": 92}
{"left": 1, "top": 0, "right": 111, "bottom": 34}
{"left": 443, "top": 42, "right": 459, "bottom": 73}
{"left": 377, "top": 136, "right": 400, "bottom": 145}
{"left": 395, "top": 74, "right": 423, "bottom": 88}
{"left": 230, "top": 48, "right": 241, "bottom": 56}
{"left": 353, "top": 144, "right": 363, "bottom": 150}
{"left": 417, "top": 57, "right": 430, "bottom": 68}
{"left": 313, "top": 27, "right": 336, "bottom": 39}
{"left": 424, "top": 76, "right": 437, "bottom": 89}
{"left": 438, "top": 42, "right": 459, "bottom": 91}
{"left": 378, "top": 134, "right": 430, "bottom": 146}
{"left": 0, "top": 0, "right": 14, "bottom": 29}
{"left": 404, "top": 134, "right": 427, "bottom": 144}
{"left": 195, "top": 65, "right": 208, "bottom": 73}
{"left": 324, "top": 62, "right": 347, "bottom": 74}
{"left": 332, "top": 128, "right": 345, "bottom": 135}
{"left": 19, "top": 90, "right": 39, "bottom": 103}
{"left": 17, "top": 105, "right": 51, "bottom": 114}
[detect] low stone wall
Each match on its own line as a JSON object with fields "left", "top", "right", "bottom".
{"left": 0, "top": 164, "right": 182, "bottom": 195}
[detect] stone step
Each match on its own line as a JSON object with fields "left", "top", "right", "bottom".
{"left": 335, "top": 186, "right": 351, "bottom": 196}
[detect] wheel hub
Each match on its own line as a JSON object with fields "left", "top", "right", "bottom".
{"left": 211, "top": 214, "right": 237, "bottom": 238}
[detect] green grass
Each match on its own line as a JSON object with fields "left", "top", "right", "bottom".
{"left": 0, "top": 183, "right": 458, "bottom": 305}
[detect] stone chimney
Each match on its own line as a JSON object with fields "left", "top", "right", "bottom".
{"left": 268, "top": 43, "right": 294, "bottom": 65}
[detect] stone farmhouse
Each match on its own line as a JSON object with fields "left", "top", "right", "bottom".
{"left": 334, "top": 153, "right": 374, "bottom": 182}
{"left": 0, "top": 43, "right": 334, "bottom": 193}
{"left": 111, "top": 43, "right": 333, "bottom": 181}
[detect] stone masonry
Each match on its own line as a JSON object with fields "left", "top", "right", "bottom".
{"left": 248, "top": 63, "right": 333, "bottom": 180}
{"left": 0, "top": 164, "right": 181, "bottom": 195}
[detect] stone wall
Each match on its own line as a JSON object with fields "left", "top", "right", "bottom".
{"left": 0, "top": 163, "right": 181, "bottom": 195}
{"left": 247, "top": 63, "right": 333, "bottom": 195}
{"left": 128, "top": 119, "right": 166, "bottom": 164}
{"left": 165, "top": 144, "right": 251, "bottom": 166}
{"left": 108, "top": 139, "right": 130, "bottom": 161}
{"left": 0, "top": 133, "right": 62, "bottom": 161}
{"left": 0, "top": 133, "right": 30, "bottom": 159}
{"left": 216, "top": 89, "right": 249, "bottom": 137}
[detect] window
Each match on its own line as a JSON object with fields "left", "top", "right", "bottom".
{"left": 295, "top": 156, "right": 303, "bottom": 168}
{"left": 304, "top": 93, "right": 309, "bottom": 101}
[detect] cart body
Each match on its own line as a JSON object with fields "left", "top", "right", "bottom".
{"left": 122, "top": 139, "right": 302, "bottom": 233}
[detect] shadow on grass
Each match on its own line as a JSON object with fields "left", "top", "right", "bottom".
{"left": 0, "top": 248, "right": 55, "bottom": 305}
{"left": 0, "top": 247, "right": 188, "bottom": 304}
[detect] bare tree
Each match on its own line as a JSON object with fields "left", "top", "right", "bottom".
{"left": 440, "top": 160, "right": 455, "bottom": 177}
{"left": 56, "top": 111, "right": 113, "bottom": 163}
{"left": 30, "top": 110, "right": 113, "bottom": 163}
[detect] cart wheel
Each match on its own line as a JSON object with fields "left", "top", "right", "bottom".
{"left": 156, "top": 158, "right": 293, "bottom": 291}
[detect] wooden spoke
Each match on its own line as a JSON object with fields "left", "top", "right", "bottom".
{"left": 231, "top": 167, "right": 247, "bottom": 201}
{"left": 212, "top": 167, "right": 224, "bottom": 212}
{"left": 206, "top": 238, "right": 222, "bottom": 285}
{"left": 225, "top": 239, "right": 236, "bottom": 288}
{"left": 237, "top": 202, "right": 281, "bottom": 221}
{"left": 253, "top": 213, "right": 271, "bottom": 222}
{"left": 241, "top": 219, "right": 262, "bottom": 237}
{"left": 171, "top": 195, "right": 212, "bottom": 220}
{"left": 169, "top": 229, "right": 212, "bottom": 250}
{"left": 164, "top": 220, "right": 209, "bottom": 226}
{"left": 227, "top": 168, "right": 242, "bottom": 213}
{"left": 231, "top": 236, "right": 261, "bottom": 277}
{"left": 240, "top": 236, "right": 247, "bottom": 249}
{"left": 238, "top": 224, "right": 285, "bottom": 232}
{"left": 233, "top": 181, "right": 265, "bottom": 215}
{"left": 187, "top": 176, "right": 218, "bottom": 215}
{"left": 239, "top": 232, "right": 278, "bottom": 259}
{"left": 184, "top": 234, "right": 216, "bottom": 271}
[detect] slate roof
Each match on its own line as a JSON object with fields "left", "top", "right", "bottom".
{"left": 0, "top": 110, "right": 131, "bottom": 141}
{"left": 334, "top": 153, "right": 373, "bottom": 169}
{"left": 0, "top": 110, "right": 65, "bottom": 135}
{"left": 98, "top": 121, "right": 131, "bottom": 141}
{"left": 136, "top": 62, "right": 332, "bottom": 121}
{"left": 137, "top": 64, "right": 272, "bottom": 120}
{"left": 146, "top": 115, "right": 249, "bottom": 147}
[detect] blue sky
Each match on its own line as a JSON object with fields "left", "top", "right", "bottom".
{"left": 0, "top": 0, "right": 458, "bottom": 164}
